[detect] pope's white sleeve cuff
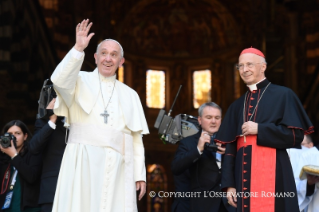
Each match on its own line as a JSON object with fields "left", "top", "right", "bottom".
{"left": 70, "top": 48, "right": 84, "bottom": 59}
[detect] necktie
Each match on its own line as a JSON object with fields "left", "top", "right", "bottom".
{"left": 211, "top": 134, "right": 222, "bottom": 169}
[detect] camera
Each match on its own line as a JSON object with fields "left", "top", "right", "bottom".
{"left": 155, "top": 111, "right": 200, "bottom": 144}
{"left": 154, "top": 85, "right": 201, "bottom": 144}
{"left": 0, "top": 133, "right": 16, "bottom": 148}
{"left": 154, "top": 85, "right": 220, "bottom": 152}
{"left": 204, "top": 140, "right": 219, "bottom": 152}
{"left": 37, "top": 79, "right": 56, "bottom": 119}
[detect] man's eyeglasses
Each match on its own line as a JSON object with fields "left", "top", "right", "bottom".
{"left": 236, "top": 62, "right": 263, "bottom": 71}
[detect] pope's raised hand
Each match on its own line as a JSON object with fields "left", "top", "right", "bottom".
{"left": 74, "top": 19, "right": 95, "bottom": 52}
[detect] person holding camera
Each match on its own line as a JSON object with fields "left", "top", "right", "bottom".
{"left": 0, "top": 120, "right": 42, "bottom": 211}
{"left": 171, "top": 169, "right": 191, "bottom": 212}
{"left": 28, "top": 83, "right": 67, "bottom": 212}
{"left": 171, "top": 102, "right": 227, "bottom": 212}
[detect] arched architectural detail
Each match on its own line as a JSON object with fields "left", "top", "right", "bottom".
{"left": 117, "top": 0, "right": 240, "bottom": 58}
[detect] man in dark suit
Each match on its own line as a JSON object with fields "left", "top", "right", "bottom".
{"left": 171, "top": 170, "right": 191, "bottom": 212}
{"left": 171, "top": 102, "right": 227, "bottom": 212}
{"left": 29, "top": 95, "right": 67, "bottom": 212}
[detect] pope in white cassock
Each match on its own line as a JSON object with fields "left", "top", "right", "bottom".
{"left": 51, "top": 19, "right": 149, "bottom": 212}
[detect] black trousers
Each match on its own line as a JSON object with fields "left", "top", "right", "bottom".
{"left": 219, "top": 199, "right": 228, "bottom": 212}
{"left": 41, "top": 203, "right": 53, "bottom": 212}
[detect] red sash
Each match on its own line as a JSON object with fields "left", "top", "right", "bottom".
{"left": 237, "top": 135, "right": 276, "bottom": 212}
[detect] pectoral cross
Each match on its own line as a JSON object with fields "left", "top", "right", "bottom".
{"left": 100, "top": 110, "right": 109, "bottom": 124}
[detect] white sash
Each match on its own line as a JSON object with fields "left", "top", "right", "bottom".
{"left": 68, "top": 123, "right": 136, "bottom": 211}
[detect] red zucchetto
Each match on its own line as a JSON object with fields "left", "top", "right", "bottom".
{"left": 240, "top": 47, "right": 265, "bottom": 58}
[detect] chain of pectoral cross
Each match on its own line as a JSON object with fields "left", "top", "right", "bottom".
{"left": 242, "top": 82, "right": 271, "bottom": 142}
{"left": 98, "top": 73, "right": 116, "bottom": 124}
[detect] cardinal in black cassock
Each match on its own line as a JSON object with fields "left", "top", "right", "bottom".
{"left": 215, "top": 47, "right": 314, "bottom": 212}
